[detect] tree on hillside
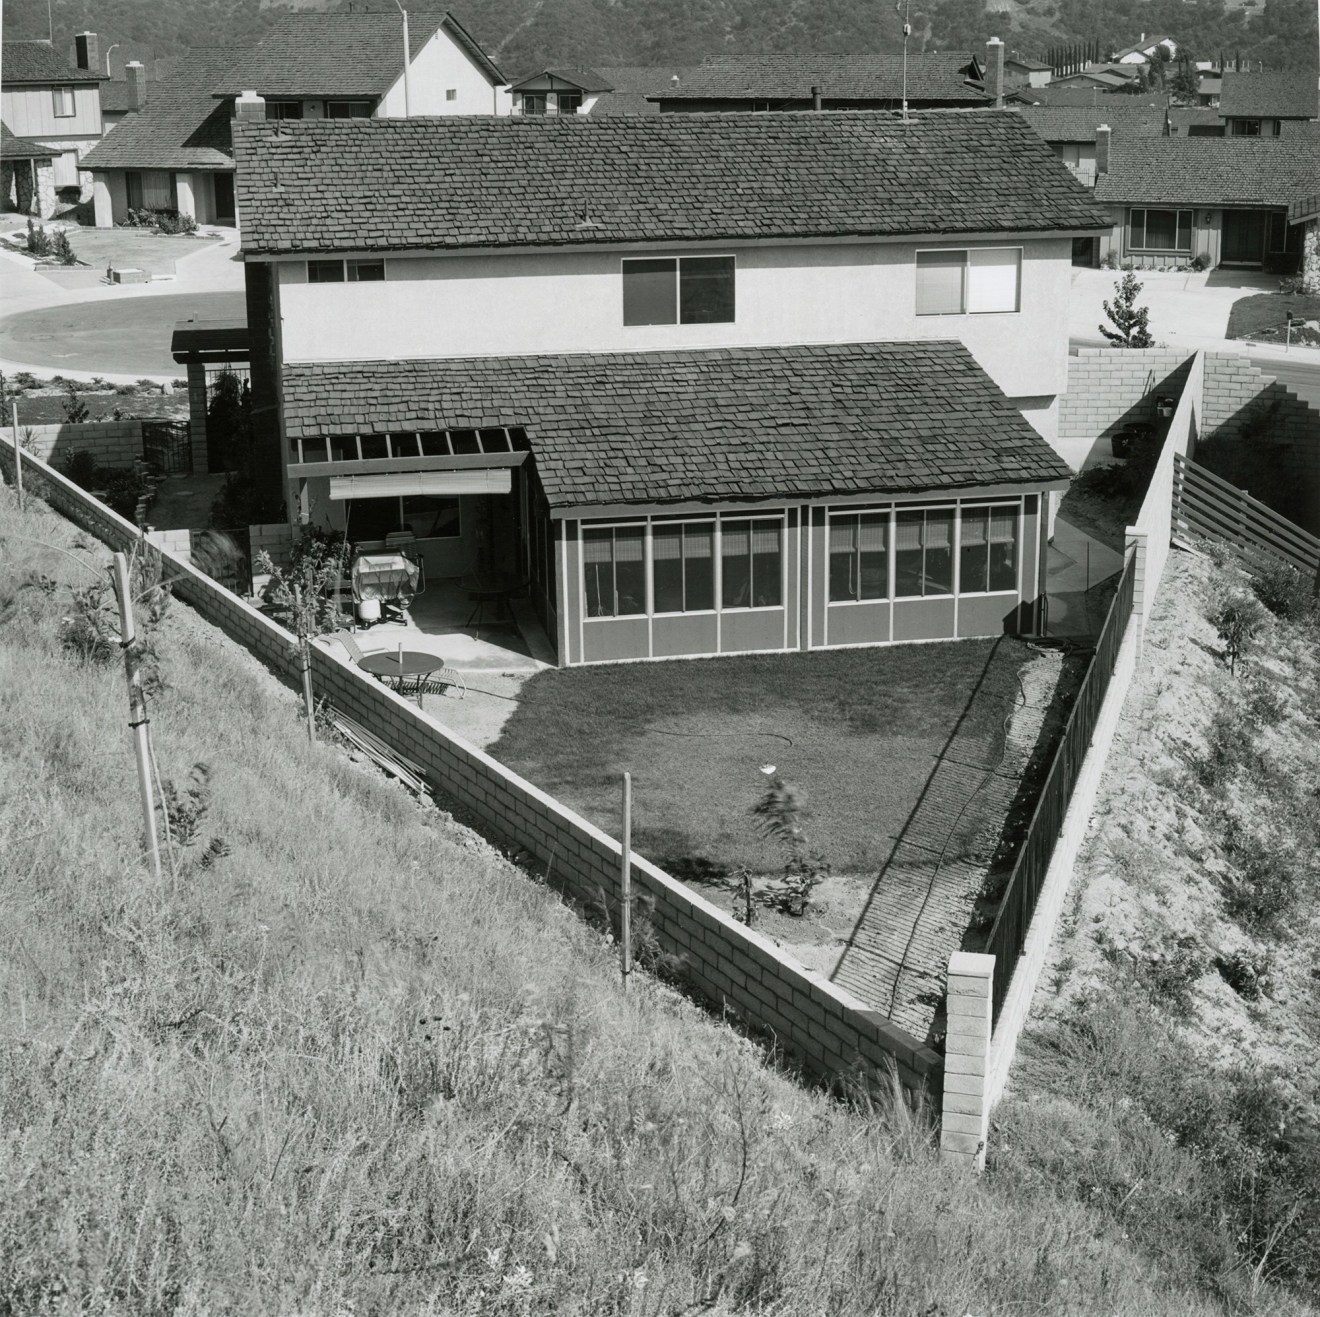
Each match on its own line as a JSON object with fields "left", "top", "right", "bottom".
{"left": 1100, "top": 272, "right": 1155, "bottom": 348}
{"left": 1169, "top": 53, "right": 1201, "bottom": 102}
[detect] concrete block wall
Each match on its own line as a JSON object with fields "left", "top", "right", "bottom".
{"left": 250, "top": 522, "right": 294, "bottom": 573}
{"left": 1, "top": 445, "right": 944, "bottom": 1106}
{"left": 16, "top": 419, "right": 142, "bottom": 469}
{"left": 146, "top": 528, "right": 192, "bottom": 559}
{"left": 1060, "top": 349, "right": 1193, "bottom": 444}
{"left": 940, "top": 953, "right": 993, "bottom": 1170}
{"left": 1199, "top": 353, "right": 1320, "bottom": 535}
{"left": 186, "top": 362, "right": 210, "bottom": 474}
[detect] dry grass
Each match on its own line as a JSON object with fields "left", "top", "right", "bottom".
{"left": 0, "top": 486, "right": 1308, "bottom": 1316}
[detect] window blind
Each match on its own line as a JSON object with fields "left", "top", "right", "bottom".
{"left": 916, "top": 252, "right": 965, "bottom": 315}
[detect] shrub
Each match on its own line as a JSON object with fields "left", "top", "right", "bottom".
{"left": 1220, "top": 822, "right": 1298, "bottom": 934}
{"left": 1100, "top": 271, "right": 1155, "bottom": 348}
{"left": 1251, "top": 561, "right": 1318, "bottom": 624}
{"left": 100, "top": 467, "right": 152, "bottom": 522}
{"left": 155, "top": 209, "right": 198, "bottom": 235}
{"left": 59, "top": 384, "right": 90, "bottom": 424}
{"left": 750, "top": 767, "right": 829, "bottom": 915}
{"left": 1208, "top": 592, "right": 1268, "bottom": 675}
{"left": 24, "top": 218, "right": 52, "bottom": 257}
{"left": 1194, "top": 703, "right": 1254, "bottom": 790}
{"left": 1072, "top": 461, "right": 1142, "bottom": 501}
{"left": 1213, "top": 948, "right": 1273, "bottom": 1001}
{"left": 49, "top": 228, "right": 78, "bottom": 266}
{"left": 1134, "top": 933, "right": 1204, "bottom": 1017}
{"left": 60, "top": 449, "right": 98, "bottom": 489}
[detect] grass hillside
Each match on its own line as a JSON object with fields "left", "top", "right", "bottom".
{"left": 1, "top": 481, "right": 1314, "bottom": 1315}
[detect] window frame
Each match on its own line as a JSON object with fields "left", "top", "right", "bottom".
{"left": 955, "top": 502, "right": 1022, "bottom": 597}
{"left": 893, "top": 504, "right": 956, "bottom": 600}
{"left": 52, "top": 86, "right": 76, "bottom": 118}
{"left": 621, "top": 254, "right": 737, "bottom": 327}
{"left": 325, "top": 99, "right": 372, "bottom": 119}
{"left": 520, "top": 91, "right": 548, "bottom": 115}
{"left": 1127, "top": 207, "right": 1193, "bottom": 254}
{"left": 265, "top": 99, "right": 304, "bottom": 120}
{"left": 582, "top": 522, "right": 648, "bottom": 619}
{"left": 718, "top": 513, "right": 784, "bottom": 612}
{"left": 307, "top": 258, "right": 387, "bottom": 283}
{"left": 650, "top": 517, "right": 717, "bottom": 616}
{"left": 914, "top": 247, "right": 1022, "bottom": 317}
{"left": 826, "top": 507, "right": 891, "bottom": 605}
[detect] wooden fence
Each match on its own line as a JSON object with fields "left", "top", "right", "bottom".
{"left": 985, "top": 550, "right": 1137, "bottom": 1023}
{"left": 1173, "top": 453, "right": 1320, "bottom": 577}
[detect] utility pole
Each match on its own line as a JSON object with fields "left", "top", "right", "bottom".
{"left": 395, "top": 1, "right": 412, "bottom": 116}
{"left": 111, "top": 551, "right": 162, "bottom": 879}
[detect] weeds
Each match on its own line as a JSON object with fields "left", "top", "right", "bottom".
{"left": 1251, "top": 561, "right": 1318, "bottom": 625}
{"left": 1213, "top": 948, "right": 1274, "bottom": 1001}
{"left": 1220, "top": 820, "right": 1301, "bottom": 935}
{"left": 1192, "top": 702, "right": 1254, "bottom": 789}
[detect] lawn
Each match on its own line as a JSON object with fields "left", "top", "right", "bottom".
{"left": 0, "top": 215, "right": 222, "bottom": 280}
{"left": 491, "top": 640, "right": 1035, "bottom": 878}
{"left": 1225, "top": 291, "right": 1320, "bottom": 345}
{"left": 1, "top": 484, "right": 1309, "bottom": 1315}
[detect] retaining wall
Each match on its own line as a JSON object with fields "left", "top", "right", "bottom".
{"left": 2, "top": 446, "right": 944, "bottom": 1103}
{"left": 1060, "top": 349, "right": 1193, "bottom": 446}
{"left": 14, "top": 419, "right": 142, "bottom": 469}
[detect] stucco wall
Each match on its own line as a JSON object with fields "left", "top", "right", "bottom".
{"left": 376, "top": 26, "right": 507, "bottom": 116}
{"left": 274, "top": 237, "right": 1075, "bottom": 402}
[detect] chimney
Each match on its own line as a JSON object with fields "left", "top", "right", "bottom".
{"left": 985, "top": 37, "right": 1005, "bottom": 108}
{"left": 811, "top": 85, "right": 822, "bottom": 110}
{"left": 125, "top": 61, "right": 147, "bottom": 112}
{"left": 1096, "top": 123, "right": 1111, "bottom": 174}
{"left": 234, "top": 89, "right": 267, "bottom": 121}
{"left": 74, "top": 32, "right": 99, "bottom": 74}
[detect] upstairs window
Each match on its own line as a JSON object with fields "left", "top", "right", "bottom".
{"left": 307, "top": 259, "right": 385, "bottom": 283}
{"left": 915, "top": 248, "right": 1021, "bottom": 316}
{"left": 622, "top": 256, "right": 735, "bottom": 326}
{"left": 265, "top": 100, "right": 303, "bottom": 120}
{"left": 52, "top": 87, "right": 76, "bottom": 117}
{"left": 555, "top": 91, "right": 583, "bottom": 114}
{"left": 520, "top": 92, "right": 547, "bottom": 115}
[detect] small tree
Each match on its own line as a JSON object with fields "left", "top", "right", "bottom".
{"left": 24, "top": 218, "right": 52, "bottom": 257}
{"left": 50, "top": 228, "right": 78, "bottom": 266}
{"left": 60, "top": 384, "right": 90, "bottom": 424}
{"left": 1209, "top": 592, "right": 1268, "bottom": 675}
{"left": 751, "top": 765, "right": 829, "bottom": 916}
{"left": 1169, "top": 55, "right": 1200, "bottom": 103}
{"left": 1100, "top": 272, "right": 1155, "bottom": 348}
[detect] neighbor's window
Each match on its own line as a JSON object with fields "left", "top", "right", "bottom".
{"left": 895, "top": 508, "right": 953, "bottom": 597}
{"left": 622, "top": 256, "right": 735, "bottom": 326}
{"left": 521, "top": 92, "right": 547, "bottom": 115}
{"left": 265, "top": 100, "right": 304, "bottom": 120}
{"left": 652, "top": 521, "right": 715, "bottom": 613}
{"left": 721, "top": 517, "right": 782, "bottom": 609}
{"left": 445, "top": 88, "right": 458, "bottom": 102}
{"left": 556, "top": 91, "right": 583, "bottom": 114}
{"left": 916, "top": 248, "right": 1021, "bottom": 316}
{"left": 308, "top": 259, "right": 386, "bottom": 282}
{"left": 326, "top": 100, "right": 372, "bottom": 118}
{"left": 959, "top": 505, "right": 1018, "bottom": 594}
{"left": 1128, "top": 208, "right": 1192, "bottom": 252}
{"left": 583, "top": 524, "right": 646, "bottom": 617}
{"left": 828, "top": 511, "right": 889, "bottom": 602}
{"left": 52, "top": 87, "right": 76, "bottom": 117}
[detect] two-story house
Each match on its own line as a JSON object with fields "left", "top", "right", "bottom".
{"left": 81, "top": 11, "right": 507, "bottom": 228}
{"left": 1, "top": 40, "right": 105, "bottom": 205}
{"left": 1217, "top": 70, "right": 1319, "bottom": 137}
{"left": 234, "top": 112, "right": 1109, "bottom": 666}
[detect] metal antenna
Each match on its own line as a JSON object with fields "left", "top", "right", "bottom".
{"left": 896, "top": 0, "right": 913, "bottom": 122}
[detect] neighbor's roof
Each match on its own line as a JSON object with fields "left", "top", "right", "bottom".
{"left": 1, "top": 122, "right": 53, "bottom": 160}
{"left": 99, "top": 81, "right": 144, "bottom": 114}
{"left": 211, "top": 11, "right": 504, "bottom": 98}
{"left": 2, "top": 40, "right": 106, "bottom": 84}
{"left": 1168, "top": 106, "right": 1222, "bottom": 134}
{"left": 280, "top": 341, "right": 1073, "bottom": 509}
{"left": 1112, "top": 35, "right": 1174, "bottom": 60}
{"left": 649, "top": 51, "right": 988, "bottom": 103}
{"left": 508, "top": 67, "right": 615, "bottom": 93}
{"left": 1005, "top": 55, "right": 1052, "bottom": 71}
{"left": 1218, "top": 70, "right": 1318, "bottom": 121}
{"left": 1290, "top": 192, "right": 1320, "bottom": 223}
{"left": 1009, "top": 84, "right": 1149, "bottom": 106}
{"left": 596, "top": 66, "right": 696, "bottom": 95}
{"left": 82, "top": 49, "right": 246, "bottom": 172}
{"left": 1094, "top": 137, "right": 1320, "bottom": 206}
{"left": 1015, "top": 102, "right": 1169, "bottom": 142}
{"left": 234, "top": 111, "right": 1110, "bottom": 255}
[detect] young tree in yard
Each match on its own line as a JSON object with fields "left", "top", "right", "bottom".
{"left": 1100, "top": 272, "right": 1155, "bottom": 348}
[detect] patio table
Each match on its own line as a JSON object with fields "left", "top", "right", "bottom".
{"left": 358, "top": 649, "right": 449, "bottom": 709}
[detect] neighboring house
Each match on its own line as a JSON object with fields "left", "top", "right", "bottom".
{"left": 1112, "top": 34, "right": 1178, "bottom": 65}
{"left": 81, "top": 11, "right": 508, "bottom": 228}
{"left": 98, "top": 65, "right": 151, "bottom": 131}
{"left": 1, "top": 122, "right": 56, "bottom": 217}
{"left": 81, "top": 49, "right": 245, "bottom": 228}
{"left": 1004, "top": 54, "right": 1052, "bottom": 89}
{"left": 232, "top": 111, "right": 1109, "bottom": 666}
{"left": 1217, "top": 70, "right": 1319, "bottom": 137}
{"left": 1197, "top": 75, "right": 1222, "bottom": 107}
{"left": 1093, "top": 135, "right": 1320, "bottom": 269}
{"left": 647, "top": 50, "right": 991, "bottom": 110}
{"left": 208, "top": 10, "right": 507, "bottom": 119}
{"left": 1050, "top": 64, "right": 1140, "bottom": 92}
{"left": 0, "top": 40, "right": 105, "bottom": 201}
{"left": 507, "top": 66, "right": 691, "bottom": 116}
{"left": 1015, "top": 102, "right": 1170, "bottom": 186}
{"left": 1290, "top": 191, "right": 1320, "bottom": 290}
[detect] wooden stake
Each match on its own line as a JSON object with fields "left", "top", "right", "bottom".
{"left": 12, "top": 401, "right": 22, "bottom": 511}
{"left": 292, "top": 585, "right": 315, "bottom": 744}
{"left": 111, "top": 551, "right": 160, "bottom": 879}
{"left": 620, "top": 771, "right": 632, "bottom": 991}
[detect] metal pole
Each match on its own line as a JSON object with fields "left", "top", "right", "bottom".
{"left": 620, "top": 771, "right": 632, "bottom": 991}
{"left": 12, "top": 401, "right": 22, "bottom": 511}
{"left": 112, "top": 552, "right": 161, "bottom": 879}
{"left": 293, "top": 585, "right": 315, "bottom": 744}
{"left": 395, "top": 2, "right": 412, "bottom": 116}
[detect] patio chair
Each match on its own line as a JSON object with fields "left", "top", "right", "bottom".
{"left": 415, "top": 666, "right": 466, "bottom": 701}
{"left": 334, "top": 628, "right": 367, "bottom": 665}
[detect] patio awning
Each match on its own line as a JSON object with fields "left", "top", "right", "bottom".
{"left": 328, "top": 470, "right": 512, "bottom": 499}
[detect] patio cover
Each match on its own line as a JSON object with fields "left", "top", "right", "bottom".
{"left": 328, "top": 470, "right": 511, "bottom": 499}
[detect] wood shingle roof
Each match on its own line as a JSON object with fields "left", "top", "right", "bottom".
{"left": 281, "top": 341, "right": 1072, "bottom": 510}
{"left": 1218, "top": 71, "right": 1318, "bottom": 121}
{"left": 234, "top": 110, "right": 1111, "bottom": 255}
{"left": 1094, "top": 137, "right": 1320, "bottom": 207}
{"left": 2, "top": 40, "right": 105, "bottom": 84}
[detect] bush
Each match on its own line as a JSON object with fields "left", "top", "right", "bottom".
{"left": 1252, "top": 561, "right": 1318, "bottom": 624}
{"left": 24, "top": 218, "right": 52, "bottom": 257}
{"left": 1213, "top": 948, "right": 1273, "bottom": 1000}
{"left": 100, "top": 467, "right": 152, "bottom": 522}
{"left": 1208, "top": 591, "right": 1268, "bottom": 675}
{"left": 1194, "top": 703, "right": 1254, "bottom": 790}
{"left": 59, "top": 449, "right": 98, "bottom": 489}
{"left": 60, "top": 384, "right": 90, "bottom": 424}
{"left": 120, "top": 206, "right": 197, "bottom": 234}
{"left": 1134, "top": 933, "right": 1204, "bottom": 1016}
{"left": 49, "top": 228, "right": 78, "bottom": 266}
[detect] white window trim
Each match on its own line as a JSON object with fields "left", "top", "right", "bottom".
{"left": 620, "top": 253, "right": 737, "bottom": 327}
{"left": 52, "top": 87, "right": 76, "bottom": 117}
{"left": 914, "top": 246, "right": 1023, "bottom": 317}
{"left": 953, "top": 499, "right": 1024, "bottom": 597}
{"left": 892, "top": 503, "right": 957, "bottom": 601}
{"left": 581, "top": 510, "right": 784, "bottom": 621}
{"left": 825, "top": 505, "right": 893, "bottom": 607}
{"left": 1126, "top": 208, "right": 1193, "bottom": 255}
